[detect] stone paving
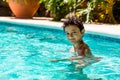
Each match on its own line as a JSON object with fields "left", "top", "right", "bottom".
{"left": 0, "top": 17, "right": 120, "bottom": 38}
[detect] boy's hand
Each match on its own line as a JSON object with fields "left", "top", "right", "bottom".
{"left": 69, "top": 57, "right": 76, "bottom": 61}
{"left": 69, "top": 56, "right": 84, "bottom": 61}
{"left": 50, "top": 58, "right": 69, "bottom": 62}
{"left": 50, "top": 59, "right": 58, "bottom": 62}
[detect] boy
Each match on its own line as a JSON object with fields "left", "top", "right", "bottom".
{"left": 51, "top": 17, "right": 101, "bottom": 67}
{"left": 63, "top": 17, "right": 92, "bottom": 56}
{"left": 63, "top": 17, "right": 93, "bottom": 66}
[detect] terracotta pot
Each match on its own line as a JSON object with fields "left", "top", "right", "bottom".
{"left": 8, "top": 0, "right": 40, "bottom": 18}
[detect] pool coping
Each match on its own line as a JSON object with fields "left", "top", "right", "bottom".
{"left": 0, "top": 17, "right": 120, "bottom": 39}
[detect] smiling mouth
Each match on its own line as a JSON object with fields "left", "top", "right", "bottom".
{"left": 69, "top": 39, "right": 75, "bottom": 41}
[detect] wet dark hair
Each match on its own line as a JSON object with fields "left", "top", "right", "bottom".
{"left": 63, "top": 17, "right": 84, "bottom": 32}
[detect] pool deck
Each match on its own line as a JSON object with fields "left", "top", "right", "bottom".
{"left": 0, "top": 17, "right": 120, "bottom": 38}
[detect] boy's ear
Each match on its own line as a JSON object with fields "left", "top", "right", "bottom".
{"left": 81, "top": 29, "right": 85, "bottom": 35}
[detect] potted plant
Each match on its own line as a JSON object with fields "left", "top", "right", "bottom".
{"left": 3, "top": 0, "right": 41, "bottom": 18}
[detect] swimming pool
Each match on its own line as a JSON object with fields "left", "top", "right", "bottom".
{"left": 0, "top": 21, "right": 120, "bottom": 80}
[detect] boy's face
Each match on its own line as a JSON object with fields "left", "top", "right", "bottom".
{"left": 64, "top": 25, "right": 84, "bottom": 44}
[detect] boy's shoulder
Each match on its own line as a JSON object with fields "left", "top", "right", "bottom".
{"left": 83, "top": 42, "right": 90, "bottom": 49}
{"left": 83, "top": 42, "right": 92, "bottom": 56}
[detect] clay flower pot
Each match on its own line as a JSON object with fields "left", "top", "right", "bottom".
{"left": 7, "top": 0, "right": 40, "bottom": 18}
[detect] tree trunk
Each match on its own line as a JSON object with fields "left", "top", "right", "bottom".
{"left": 104, "top": 0, "right": 117, "bottom": 23}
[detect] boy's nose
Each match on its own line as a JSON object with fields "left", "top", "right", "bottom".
{"left": 69, "top": 33, "right": 73, "bottom": 37}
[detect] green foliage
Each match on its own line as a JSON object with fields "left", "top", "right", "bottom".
{"left": 75, "top": 0, "right": 119, "bottom": 23}
{"left": 44, "top": 0, "right": 71, "bottom": 21}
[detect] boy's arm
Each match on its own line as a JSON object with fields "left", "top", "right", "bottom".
{"left": 85, "top": 44, "right": 93, "bottom": 57}
{"left": 50, "top": 58, "right": 69, "bottom": 62}
{"left": 84, "top": 44, "right": 102, "bottom": 62}
{"left": 50, "top": 56, "right": 84, "bottom": 62}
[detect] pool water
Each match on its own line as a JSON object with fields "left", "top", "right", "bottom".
{"left": 0, "top": 21, "right": 120, "bottom": 80}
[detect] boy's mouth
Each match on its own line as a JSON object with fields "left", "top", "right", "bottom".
{"left": 69, "top": 39, "right": 76, "bottom": 42}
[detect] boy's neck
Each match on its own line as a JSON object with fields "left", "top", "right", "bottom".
{"left": 73, "top": 40, "right": 84, "bottom": 50}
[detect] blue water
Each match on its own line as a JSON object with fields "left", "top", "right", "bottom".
{"left": 0, "top": 21, "right": 120, "bottom": 80}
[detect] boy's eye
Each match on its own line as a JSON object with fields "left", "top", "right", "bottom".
{"left": 73, "top": 31, "right": 77, "bottom": 34}
{"left": 66, "top": 33, "right": 69, "bottom": 35}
